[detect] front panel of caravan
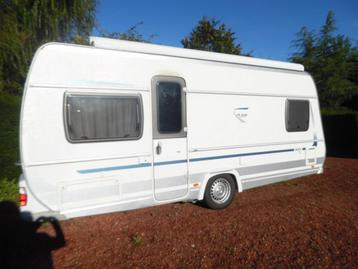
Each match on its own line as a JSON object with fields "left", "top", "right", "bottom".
{"left": 20, "top": 44, "right": 159, "bottom": 217}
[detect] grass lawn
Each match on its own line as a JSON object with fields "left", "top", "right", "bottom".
{"left": 0, "top": 94, "right": 21, "bottom": 203}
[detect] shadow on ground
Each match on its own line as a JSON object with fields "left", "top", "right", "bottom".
{"left": 322, "top": 113, "right": 358, "bottom": 159}
{"left": 0, "top": 201, "right": 65, "bottom": 269}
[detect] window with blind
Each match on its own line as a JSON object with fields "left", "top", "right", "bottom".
{"left": 65, "top": 94, "right": 142, "bottom": 142}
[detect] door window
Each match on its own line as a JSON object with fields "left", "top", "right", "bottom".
{"left": 157, "top": 82, "right": 182, "bottom": 133}
{"left": 152, "top": 77, "right": 186, "bottom": 139}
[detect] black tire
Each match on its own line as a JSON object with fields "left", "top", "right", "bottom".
{"left": 203, "top": 174, "right": 236, "bottom": 209}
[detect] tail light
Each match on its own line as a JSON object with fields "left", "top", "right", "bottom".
{"left": 19, "top": 187, "right": 27, "bottom": 206}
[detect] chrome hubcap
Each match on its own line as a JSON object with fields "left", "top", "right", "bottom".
{"left": 210, "top": 178, "right": 231, "bottom": 204}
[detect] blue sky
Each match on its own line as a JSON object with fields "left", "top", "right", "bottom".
{"left": 95, "top": 0, "right": 358, "bottom": 61}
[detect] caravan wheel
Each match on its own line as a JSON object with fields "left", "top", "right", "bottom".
{"left": 204, "top": 175, "right": 235, "bottom": 209}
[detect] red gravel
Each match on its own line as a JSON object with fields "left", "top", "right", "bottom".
{"left": 27, "top": 158, "right": 358, "bottom": 268}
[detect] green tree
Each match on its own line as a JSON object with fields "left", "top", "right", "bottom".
{"left": 0, "top": 1, "right": 28, "bottom": 94}
{"left": 182, "top": 17, "right": 248, "bottom": 55}
{"left": 99, "top": 22, "right": 157, "bottom": 43}
{"left": 0, "top": 0, "right": 97, "bottom": 95}
{"left": 291, "top": 11, "right": 358, "bottom": 109}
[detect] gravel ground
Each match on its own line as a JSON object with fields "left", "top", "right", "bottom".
{"left": 4, "top": 157, "right": 358, "bottom": 268}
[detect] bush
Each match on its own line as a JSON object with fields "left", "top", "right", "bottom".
{"left": 0, "top": 93, "right": 21, "bottom": 202}
{"left": 321, "top": 110, "right": 358, "bottom": 158}
{"left": 0, "top": 177, "right": 18, "bottom": 203}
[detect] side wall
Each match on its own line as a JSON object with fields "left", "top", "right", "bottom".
{"left": 20, "top": 43, "right": 325, "bottom": 218}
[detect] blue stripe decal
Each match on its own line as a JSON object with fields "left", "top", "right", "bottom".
{"left": 78, "top": 163, "right": 151, "bottom": 174}
{"left": 190, "top": 148, "right": 294, "bottom": 162}
{"left": 77, "top": 148, "right": 294, "bottom": 174}
{"left": 153, "top": 159, "right": 187, "bottom": 166}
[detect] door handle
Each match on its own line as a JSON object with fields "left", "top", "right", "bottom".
{"left": 156, "top": 142, "right": 162, "bottom": 155}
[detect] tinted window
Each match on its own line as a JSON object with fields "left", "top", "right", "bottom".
{"left": 66, "top": 94, "right": 142, "bottom": 142}
{"left": 286, "top": 100, "right": 310, "bottom": 132}
{"left": 157, "top": 82, "right": 182, "bottom": 133}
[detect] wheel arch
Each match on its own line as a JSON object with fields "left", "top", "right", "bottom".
{"left": 198, "top": 169, "right": 242, "bottom": 201}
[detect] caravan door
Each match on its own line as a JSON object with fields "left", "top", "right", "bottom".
{"left": 152, "top": 76, "right": 188, "bottom": 201}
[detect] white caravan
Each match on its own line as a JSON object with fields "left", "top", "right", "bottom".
{"left": 19, "top": 37, "right": 326, "bottom": 220}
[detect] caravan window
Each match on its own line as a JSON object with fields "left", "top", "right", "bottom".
{"left": 157, "top": 82, "right": 182, "bottom": 133}
{"left": 65, "top": 94, "right": 142, "bottom": 142}
{"left": 285, "top": 99, "right": 310, "bottom": 132}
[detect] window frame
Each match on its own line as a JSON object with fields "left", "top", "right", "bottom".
{"left": 63, "top": 92, "right": 144, "bottom": 143}
{"left": 285, "top": 99, "right": 310, "bottom": 132}
{"left": 151, "top": 76, "right": 187, "bottom": 139}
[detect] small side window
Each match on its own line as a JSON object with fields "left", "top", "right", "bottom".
{"left": 285, "top": 99, "right": 310, "bottom": 132}
{"left": 65, "top": 94, "right": 142, "bottom": 142}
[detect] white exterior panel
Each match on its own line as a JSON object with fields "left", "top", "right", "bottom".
{"left": 19, "top": 40, "right": 325, "bottom": 220}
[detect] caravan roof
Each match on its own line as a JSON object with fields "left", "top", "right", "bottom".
{"left": 89, "top": 36, "right": 304, "bottom": 72}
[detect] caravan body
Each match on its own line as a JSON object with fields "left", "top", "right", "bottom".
{"left": 19, "top": 37, "right": 325, "bottom": 220}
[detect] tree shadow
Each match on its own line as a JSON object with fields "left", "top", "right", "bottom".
{"left": 0, "top": 201, "right": 66, "bottom": 269}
